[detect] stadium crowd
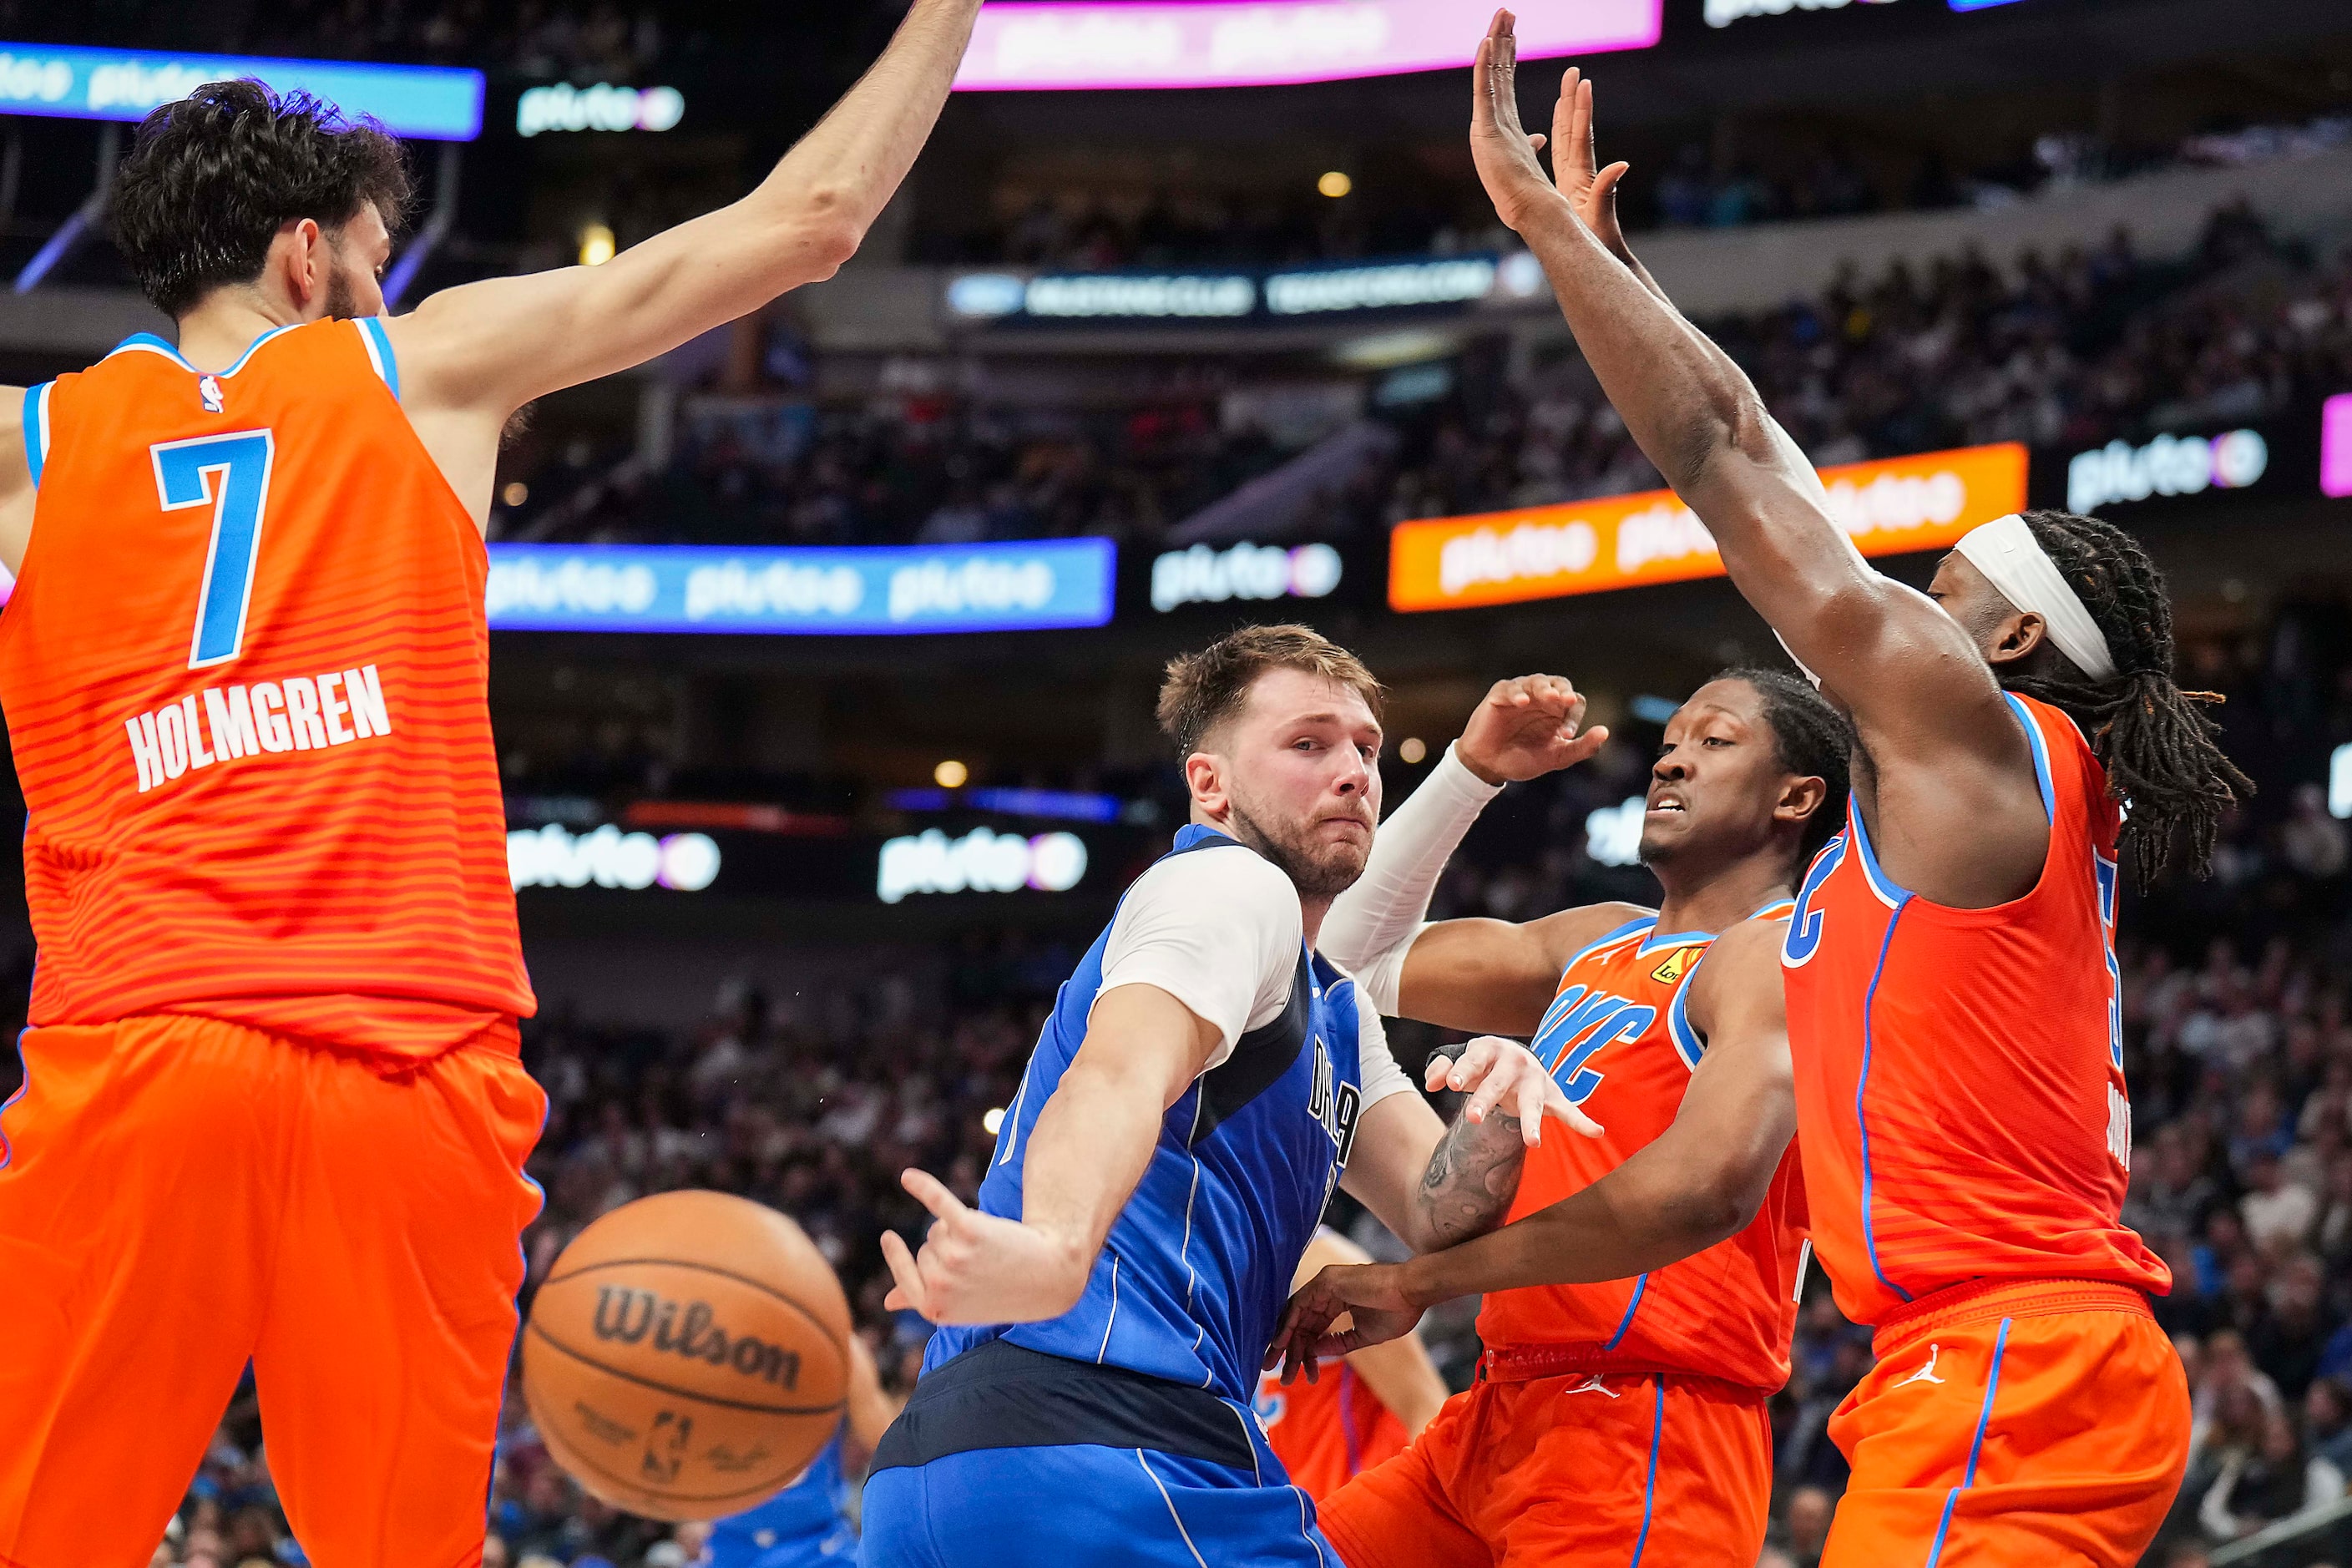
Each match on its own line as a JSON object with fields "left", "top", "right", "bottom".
{"left": 504, "top": 201, "right": 2352, "bottom": 551}
{"left": 916, "top": 117, "right": 2349, "bottom": 271}
{"left": 43, "top": 598, "right": 2340, "bottom": 1565}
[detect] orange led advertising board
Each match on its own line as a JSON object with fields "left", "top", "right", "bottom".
{"left": 1387, "top": 443, "right": 2028, "bottom": 613}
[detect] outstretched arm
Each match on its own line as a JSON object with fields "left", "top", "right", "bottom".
{"left": 1469, "top": 15, "right": 2036, "bottom": 870}
{"left": 1318, "top": 674, "right": 1629, "bottom": 1039}
{"left": 1292, "top": 1229, "right": 1448, "bottom": 1436}
{"left": 390, "top": 0, "right": 980, "bottom": 420}
{"left": 0, "top": 391, "right": 27, "bottom": 576}
{"left": 1272, "top": 920, "right": 1795, "bottom": 1371}
{"left": 1338, "top": 1032, "right": 1601, "bottom": 1265}
{"left": 881, "top": 984, "right": 1217, "bottom": 1325}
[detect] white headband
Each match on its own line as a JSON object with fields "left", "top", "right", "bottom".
{"left": 1951, "top": 513, "right": 2117, "bottom": 683}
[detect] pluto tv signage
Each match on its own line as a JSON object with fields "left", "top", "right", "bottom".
{"left": 2324, "top": 394, "right": 2352, "bottom": 499}
{"left": 2066, "top": 428, "right": 2269, "bottom": 515}
{"left": 483, "top": 540, "right": 1115, "bottom": 635}
{"left": 1390, "top": 443, "right": 2026, "bottom": 612}
{"left": 1151, "top": 542, "right": 1343, "bottom": 613}
{"left": 953, "top": 0, "right": 1657, "bottom": 91}
{"left": 0, "top": 43, "right": 483, "bottom": 139}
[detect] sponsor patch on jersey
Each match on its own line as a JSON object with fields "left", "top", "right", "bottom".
{"left": 1651, "top": 946, "right": 1698, "bottom": 984}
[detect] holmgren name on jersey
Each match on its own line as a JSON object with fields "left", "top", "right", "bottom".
{"left": 124, "top": 663, "right": 389, "bottom": 794}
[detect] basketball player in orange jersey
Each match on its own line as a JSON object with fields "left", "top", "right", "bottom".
{"left": 0, "top": 6, "right": 982, "bottom": 1565}
{"left": 1252, "top": 1227, "right": 1448, "bottom": 1505}
{"left": 1461, "top": 16, "right": 2253, "bottom": 1562}
{"left": 1271, "top": 669, "right": 1850, "bottom": 1566}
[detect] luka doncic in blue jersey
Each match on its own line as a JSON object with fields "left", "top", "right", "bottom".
{"left": 864, "top": 827, "right": 1410, "bottom": 1568}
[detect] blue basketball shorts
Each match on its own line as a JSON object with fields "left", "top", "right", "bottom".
{"left": 861, "top": 1339, "right": 1338, "bottom": 1568}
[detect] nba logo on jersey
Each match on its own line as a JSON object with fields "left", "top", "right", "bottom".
{"left": 199, "top": 374, "right": 225, "bottom": 414}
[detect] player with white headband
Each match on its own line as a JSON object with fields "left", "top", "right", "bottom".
{"left": 1329, "top": 16, "right": 2254, "bottom": 1566}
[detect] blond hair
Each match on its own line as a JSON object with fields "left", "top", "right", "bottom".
{"left": 1155, "top": 624, "right": 1383, "bottom": 758}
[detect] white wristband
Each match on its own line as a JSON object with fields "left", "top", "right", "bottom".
{"left": 1320, "top": 741, "right": 1503, "bottom": 1013}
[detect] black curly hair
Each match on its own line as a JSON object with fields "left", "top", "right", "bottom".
{"left": 2000, "top": 509, "right": 2253, "bottom": 886}
{"left": 1713, "top": 665, "right": 1855, "bottom": 867}
{"left": 111, "top": 80, "right": 412, "bottom": 319}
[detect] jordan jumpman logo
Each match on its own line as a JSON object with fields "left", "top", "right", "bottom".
{"left": 1898, "top": 1343, "right": 1946, "bottom": 1388}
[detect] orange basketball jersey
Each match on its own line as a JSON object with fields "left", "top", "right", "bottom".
{"left": 1476, "top": 908, "right": 1808, "bottom": 1393}
{"left": 3, "top": 320, "right": 533, "bottom": 1057}
{"left": 1254, "top": 1359, "right": 1409, "bottom": 1503}
{"left": 1778, "top": 692, "right": 2167, "bottom": 1327}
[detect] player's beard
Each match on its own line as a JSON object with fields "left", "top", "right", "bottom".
{"left": 1223, "top": 794, "right": 1371, "bottom": 901}
{"left": 323, "top": 265, "right": 359, "bottom": 322}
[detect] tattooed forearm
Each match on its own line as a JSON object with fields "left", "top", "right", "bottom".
{"left": 1417, "top": 1108, "right": 1528, "bottom": 1247}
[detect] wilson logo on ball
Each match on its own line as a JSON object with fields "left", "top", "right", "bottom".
{"left": 592, "top": 1286, "right": 805, "bottom": 1390}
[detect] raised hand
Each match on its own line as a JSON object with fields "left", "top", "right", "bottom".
{"left": 1552, "top": 68, "right": 1633, "bottom": 262}
{"left": 1426, "top": 1034, "right": 1604, "bottom": 1148}
{"left": 1265, "top": 1263, "right": 1422, "bottom": 1384}
{"left": 1454, "top": 674, "right": 1611, "bottom": 787}
{"left": 1468, "top": 9, "right": 1568, "bottom": 234}
{"left": 879, "top": 1167, "right": 1089, "bottom": 1326}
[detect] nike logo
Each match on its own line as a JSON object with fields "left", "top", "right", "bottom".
{"left": 1897, "top": 1344, "right": 1946, "bottom": 1388}
{"left": 1562, "top": 1373, "right": 1621, "bottom": 1399}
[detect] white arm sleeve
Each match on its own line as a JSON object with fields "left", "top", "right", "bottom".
{"left": 1351, "top": 985, "right": 1417, "bottom": 1112}
{"left": 1097, "top": 847, "right": 1302, "bottom": 1070}
{"left": 1317, "top": 741, "right": 1503, "bottom": 1014}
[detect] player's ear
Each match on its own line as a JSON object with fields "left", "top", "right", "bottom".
{"left": 1778, "top": 774, "right": 1828, "bottom": 831}
{"left": 1987, "top": 608, "right": 2045, "bottom": 668}
{"left": 275, "top": 217, "right": 325, "bottom": 312}
{"left": 1184, "top": 751, "right": 1230, "bottom": 817}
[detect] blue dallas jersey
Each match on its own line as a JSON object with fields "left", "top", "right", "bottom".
{"left": 704, "top": 1432, "right": 853, "bottom": 1567}
{"left": 923, "top": 827, "right": 1368, "bottom": 1404}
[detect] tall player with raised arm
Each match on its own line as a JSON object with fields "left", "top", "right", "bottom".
{"left": 1272, "top": 669, "right": 1847, "bottom": 1568}
{"left": 862, "top": 625, "right": 1599, "bottom": 1568}
{"left": 1464, "top": 16, "right": 2250, "bottom": 1564}
{"left": 0, "top": 8, "right": 982, "bottom": 1564}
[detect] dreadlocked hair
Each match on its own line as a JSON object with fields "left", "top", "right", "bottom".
{"left": 1998, "top": 509, "right": 2253, "bottom": 887}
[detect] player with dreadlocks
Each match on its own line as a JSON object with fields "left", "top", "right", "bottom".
{"left": 1462, "top": 13, "right": 2241, "bottom": 1565}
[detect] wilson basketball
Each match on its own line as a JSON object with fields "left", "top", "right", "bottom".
{"left": 522, "top": 1190, "right": 852, "bottom": 1520}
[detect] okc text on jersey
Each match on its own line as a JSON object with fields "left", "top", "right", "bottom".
{"left": 124, "top": 664, "right": 391, "bottom": 793}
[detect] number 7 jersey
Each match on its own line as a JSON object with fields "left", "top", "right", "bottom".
{"left": 1778, "top": 692, "right": 2166, "bottom": 1327}
{"left": 1, "top": 320, "right": 533, "bottom": 1057}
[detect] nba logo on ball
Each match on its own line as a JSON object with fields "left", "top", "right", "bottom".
{"left": 523, "top": 1190, "right": 853, "bottom": 1520}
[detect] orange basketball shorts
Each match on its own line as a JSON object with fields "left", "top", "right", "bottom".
{"left": 0, "top": 1012, "right": 545, "bottom": 1568}
{"left": 1823, "top": 1278, "right": 2191, "bottom": 1568}
{"left": 1318, "top": 1363, "right": 1772, "bottom": 1568}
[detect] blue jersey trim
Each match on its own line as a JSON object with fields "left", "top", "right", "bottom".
{"left": 1664, "top": 947, "right": 1713, "bottom": 1071}
{"left": 1636, "top": 926, "right": 1714, "bottom": 958}
{"left": 104, "top": 323, "right": 302, "bottom": 377}
{"left": 1848, "top": 800, "right": 1908, "bottom": 908}
{"left": 0, "top": 1025, "right": 29, "bottom": 1173}
{"left": 19, "top": 382, "right": 48, "bottom": 490}
{"left": 1563, "top": 915, "right": 1656, "bottom": 972}
{"left": 1925, "top": 1317, "right": 2012, "bottom": 1567}
{"left": 1856, "top": 902, "right": 1915, "bottom": 1305}
{"left": 1668, "top": 900, "right": 1795, "bottom": 1067}
{"left": 1666, "top": 972, "right": 1705, "bottom": 1070}
{"left": 357, "top": 316, "right": 401, "bottom": 398}
{"left": 2002, "top": 693, "right": 2056, "bottom": 824}
{"left": 1849, "top": 699, "right": 2051, "bottom": 908}
{"left": 1603, "top": 1274, "right": 1648, "bottom": 1349}
{"left": 105, "top": 331, "right": 187, "bottom": 366}
{"left": 1627, "top": 1377, "right": 1665, "bottom": 1568}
